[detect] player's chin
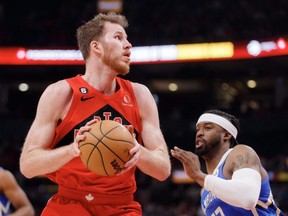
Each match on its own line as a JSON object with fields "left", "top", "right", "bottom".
{"left": 195, "top": 146, "right": 207, "bottom": 157}
{"left": 117, "top": 66, "right": 130, "bottom": 75}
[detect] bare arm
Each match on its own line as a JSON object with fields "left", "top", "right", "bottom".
{"left": 130, "top": 83, "right": 171, "bottom": 181}
{"left": 0, "top": 170, "right": 34, "bottom": 216}
{"left": 20, "top": 81, "right": 80, "bottom": 178}
{"left": 227, "top": 144, "right": 263, "bottom": 175}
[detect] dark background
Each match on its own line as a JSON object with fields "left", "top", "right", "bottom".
{"left": 0, "top": 0, "right": 288, "bottom": 215}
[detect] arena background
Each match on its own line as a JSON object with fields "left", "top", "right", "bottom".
{"left": 0, "top": 0, "right": 288, "bottom": 215}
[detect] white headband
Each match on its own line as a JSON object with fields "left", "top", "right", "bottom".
{"left": 196, "top": 113, "right": 238, "bottom": 139}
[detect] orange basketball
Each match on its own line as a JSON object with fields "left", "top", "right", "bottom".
{"left": 78, "top": 120, "right": 135, "bottom": 176}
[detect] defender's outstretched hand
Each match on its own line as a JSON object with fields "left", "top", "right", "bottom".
{"left": 171, "top": 146, "right": 204, "bottom": 183}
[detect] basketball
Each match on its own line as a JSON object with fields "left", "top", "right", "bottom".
{"left": 78, "top": 120, "right": 135, "bottom": 176}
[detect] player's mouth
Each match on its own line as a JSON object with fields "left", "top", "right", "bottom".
{"left": 195, "top": 138, "right": 205, "bottom": 149}
{"left": 123, "top": 51, "right": 131, "bottom": 62}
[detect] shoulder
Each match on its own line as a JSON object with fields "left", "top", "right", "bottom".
{"left": 39, "top": 80, "right": 72, "bottom": 106}
{"left": 231, "top": 144, "right": 257, "bottom": 155}
{"left": 130, "top": 82, "right": 157, "bottom": 118}
{"left": 228, "top": 144, "right": 259, "bottom": 161}
{"left": 0, "top": 169, "right": 11, "bottom": 179}
{"left": 130, "top": 82, "right": 156, "bottom": 108}
{"left": 36, "top": 80, "right": 72, "bottom": 120}
{"left": 226, "top": 144, "right": 262, "bottom": 173}
{"left": 0, "top": 169, "right": 17, "bottom": 188}
{"left": 43, "top": 80, "right": 70, "bottom": 97}
{"left": 131, "top": 82, "right": 152, "bottom": 98}
{"left": 131, "top": 81, "right": 148, "bottom": 90}
{"left": 232, "top": 144, "right": 254, "bottom": 150}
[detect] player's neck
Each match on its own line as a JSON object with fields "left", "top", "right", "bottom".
{"left": 82, "top": 72, "right": 117, "bottom": 95}
{"left": 205, "top": 147, "right": 231, "bottom": 174}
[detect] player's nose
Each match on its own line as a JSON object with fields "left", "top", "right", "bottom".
{"left": 124, "top": 39, "right": 132, "bottom": 49}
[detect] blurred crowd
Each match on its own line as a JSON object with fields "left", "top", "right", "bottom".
{"left": 0, "top": 0, "right": 287, "bottom": 47}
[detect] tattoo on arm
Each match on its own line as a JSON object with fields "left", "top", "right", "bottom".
{"left": 232, "top": 152, "right": 253, "bottom": 170}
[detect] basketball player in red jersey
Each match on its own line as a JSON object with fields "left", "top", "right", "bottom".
{"left": 20, "top": 12, "right": 171, "bottom": 215}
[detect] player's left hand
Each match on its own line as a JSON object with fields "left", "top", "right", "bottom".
{"left": 171, "top": 146, "right": 202, "bottom": 180}
{"left": 117, "top": 125, "right": 141, "bottom": 175}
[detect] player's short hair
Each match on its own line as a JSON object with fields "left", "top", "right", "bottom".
{"left": 76, "top": 12, "right": 128, "bottom": 60}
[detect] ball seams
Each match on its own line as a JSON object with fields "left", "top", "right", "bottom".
{"left": 78, "top": 120, "right": 135, "bottom": 176}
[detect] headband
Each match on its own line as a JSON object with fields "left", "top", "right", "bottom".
{"left": 196, "top": 113, "right": 238, "bottom": 139}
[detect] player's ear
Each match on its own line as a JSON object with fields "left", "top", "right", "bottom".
{"left": 90, "top": 41, "right": 101, "bottom": 54}
{"left": 223, "top": 132, "right": 232, "bottom": 142}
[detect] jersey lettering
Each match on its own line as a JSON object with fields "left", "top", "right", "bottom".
{"left": 74, "top": 115, "right": 127, "bottom": 139}
{"left": 212, "top": 207, "right": 225, "bottom": 216}
{"left": 103, "top": 112, "right": 112, "bottom": 120}
{"left": 0, "top": 200, "right": 11, "bottom": 215}
{"left": 92, "top": 113, "right": 123, "bottom": 125}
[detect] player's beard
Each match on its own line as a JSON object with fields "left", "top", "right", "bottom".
{"left": 195, "top": 136, "right": 221, "bottom": 157}
{"left": 102, "top": 49, "right": 130, "bottom": 75}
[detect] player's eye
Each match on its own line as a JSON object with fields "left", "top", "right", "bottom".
{"left": 205, "top": 126, "right": 212, "bottom": 130}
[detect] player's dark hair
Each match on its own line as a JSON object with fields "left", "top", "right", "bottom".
{"left": 76, "top": 12, "right": 128, "bottom": 60}
{"left": 204, "top": 109, "right": 240, "bottom": 147}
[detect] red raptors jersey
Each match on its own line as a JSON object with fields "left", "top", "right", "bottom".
{"left": 46, "top": 74, "right": 142, "bottom": 195}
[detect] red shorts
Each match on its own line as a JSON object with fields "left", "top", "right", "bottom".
{"left": 40, "top": 186, "right": 142, "bottom": 216}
